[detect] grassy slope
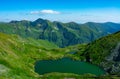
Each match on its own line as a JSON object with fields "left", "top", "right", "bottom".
{"left": 0, "top": 32, "right": 65, "bottom": 79}
{"left": 74, "top": 31, "right": 120, "bottom": 79}
{"left": 84, "top": 31, "right": 120, "bottom": 65}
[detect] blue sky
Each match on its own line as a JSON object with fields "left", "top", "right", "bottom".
{"left": 0, "top": 0, "right": 120, "bottom": 23}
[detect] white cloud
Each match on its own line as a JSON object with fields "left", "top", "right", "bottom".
{"left": 30, "top": 10, "right": 60, "bottom": 14}
{"left": 41, "top": 10, "right": 60, "bottom": 14}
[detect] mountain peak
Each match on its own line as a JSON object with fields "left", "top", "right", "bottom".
{"left": 35, "top": 18, "right": 45, "bottom": 22}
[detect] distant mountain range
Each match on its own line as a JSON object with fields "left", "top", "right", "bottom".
{"left": 0, "top": 18, "right": 120, "bottom": 47}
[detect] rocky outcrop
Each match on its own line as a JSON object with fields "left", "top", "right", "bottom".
{"left": 106, "top": 43, "right": 120, "bottom": 61}
{"left": 101, "top": 43, "right": 120, "bottom": 74}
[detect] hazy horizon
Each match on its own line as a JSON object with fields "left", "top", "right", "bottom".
{"left": 0, "top": 18, "right": 120, "bottom": 24}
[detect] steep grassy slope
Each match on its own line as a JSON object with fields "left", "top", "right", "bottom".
{"left": 0, "top": 32, "right": 66, "bottom": 79}
{"left": 0, "top": 19, "right": 120, "bottom": 47}
{"left": 82, "top": 31, "right": 120, "bottom": 75}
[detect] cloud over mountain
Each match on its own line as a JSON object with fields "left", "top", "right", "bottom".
{"left": 30, "top": 10, "right": 60, "bottom": 14}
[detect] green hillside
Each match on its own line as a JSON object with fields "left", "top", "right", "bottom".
{"left": 82, "top": 31, "right": 120, "bottom": 75}
{"left": 0, "top": 32, "right": 65, "bottom": 79}
{"left": 0, "top": 19, "right": 120, "bottom": 47}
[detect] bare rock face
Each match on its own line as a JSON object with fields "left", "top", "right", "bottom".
{"left": 106, "top": 43, "right": 120, "bottom": 62}
{"left": 101, "top": 43, "right": 120, "bottom": 74}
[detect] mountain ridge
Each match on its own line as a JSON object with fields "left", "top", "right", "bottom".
{"left": 0, "top": 18, "right": 120, "bottom": 47}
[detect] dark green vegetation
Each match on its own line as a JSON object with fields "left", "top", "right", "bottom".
{"left": 35, "top": 58, "right": 105, "bottom": 76}
{"left": 0, "top": 19, "right": 120, "bottom": 47}
{"left": 81, "top": 31, "right": 120, "bottom": 75}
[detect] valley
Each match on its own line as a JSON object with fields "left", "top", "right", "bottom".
{"left": 0, "top": 0, "right": 120, "bottom": 78}
{"left": 0, "top": 19, "right": 120, "bottom": 79}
